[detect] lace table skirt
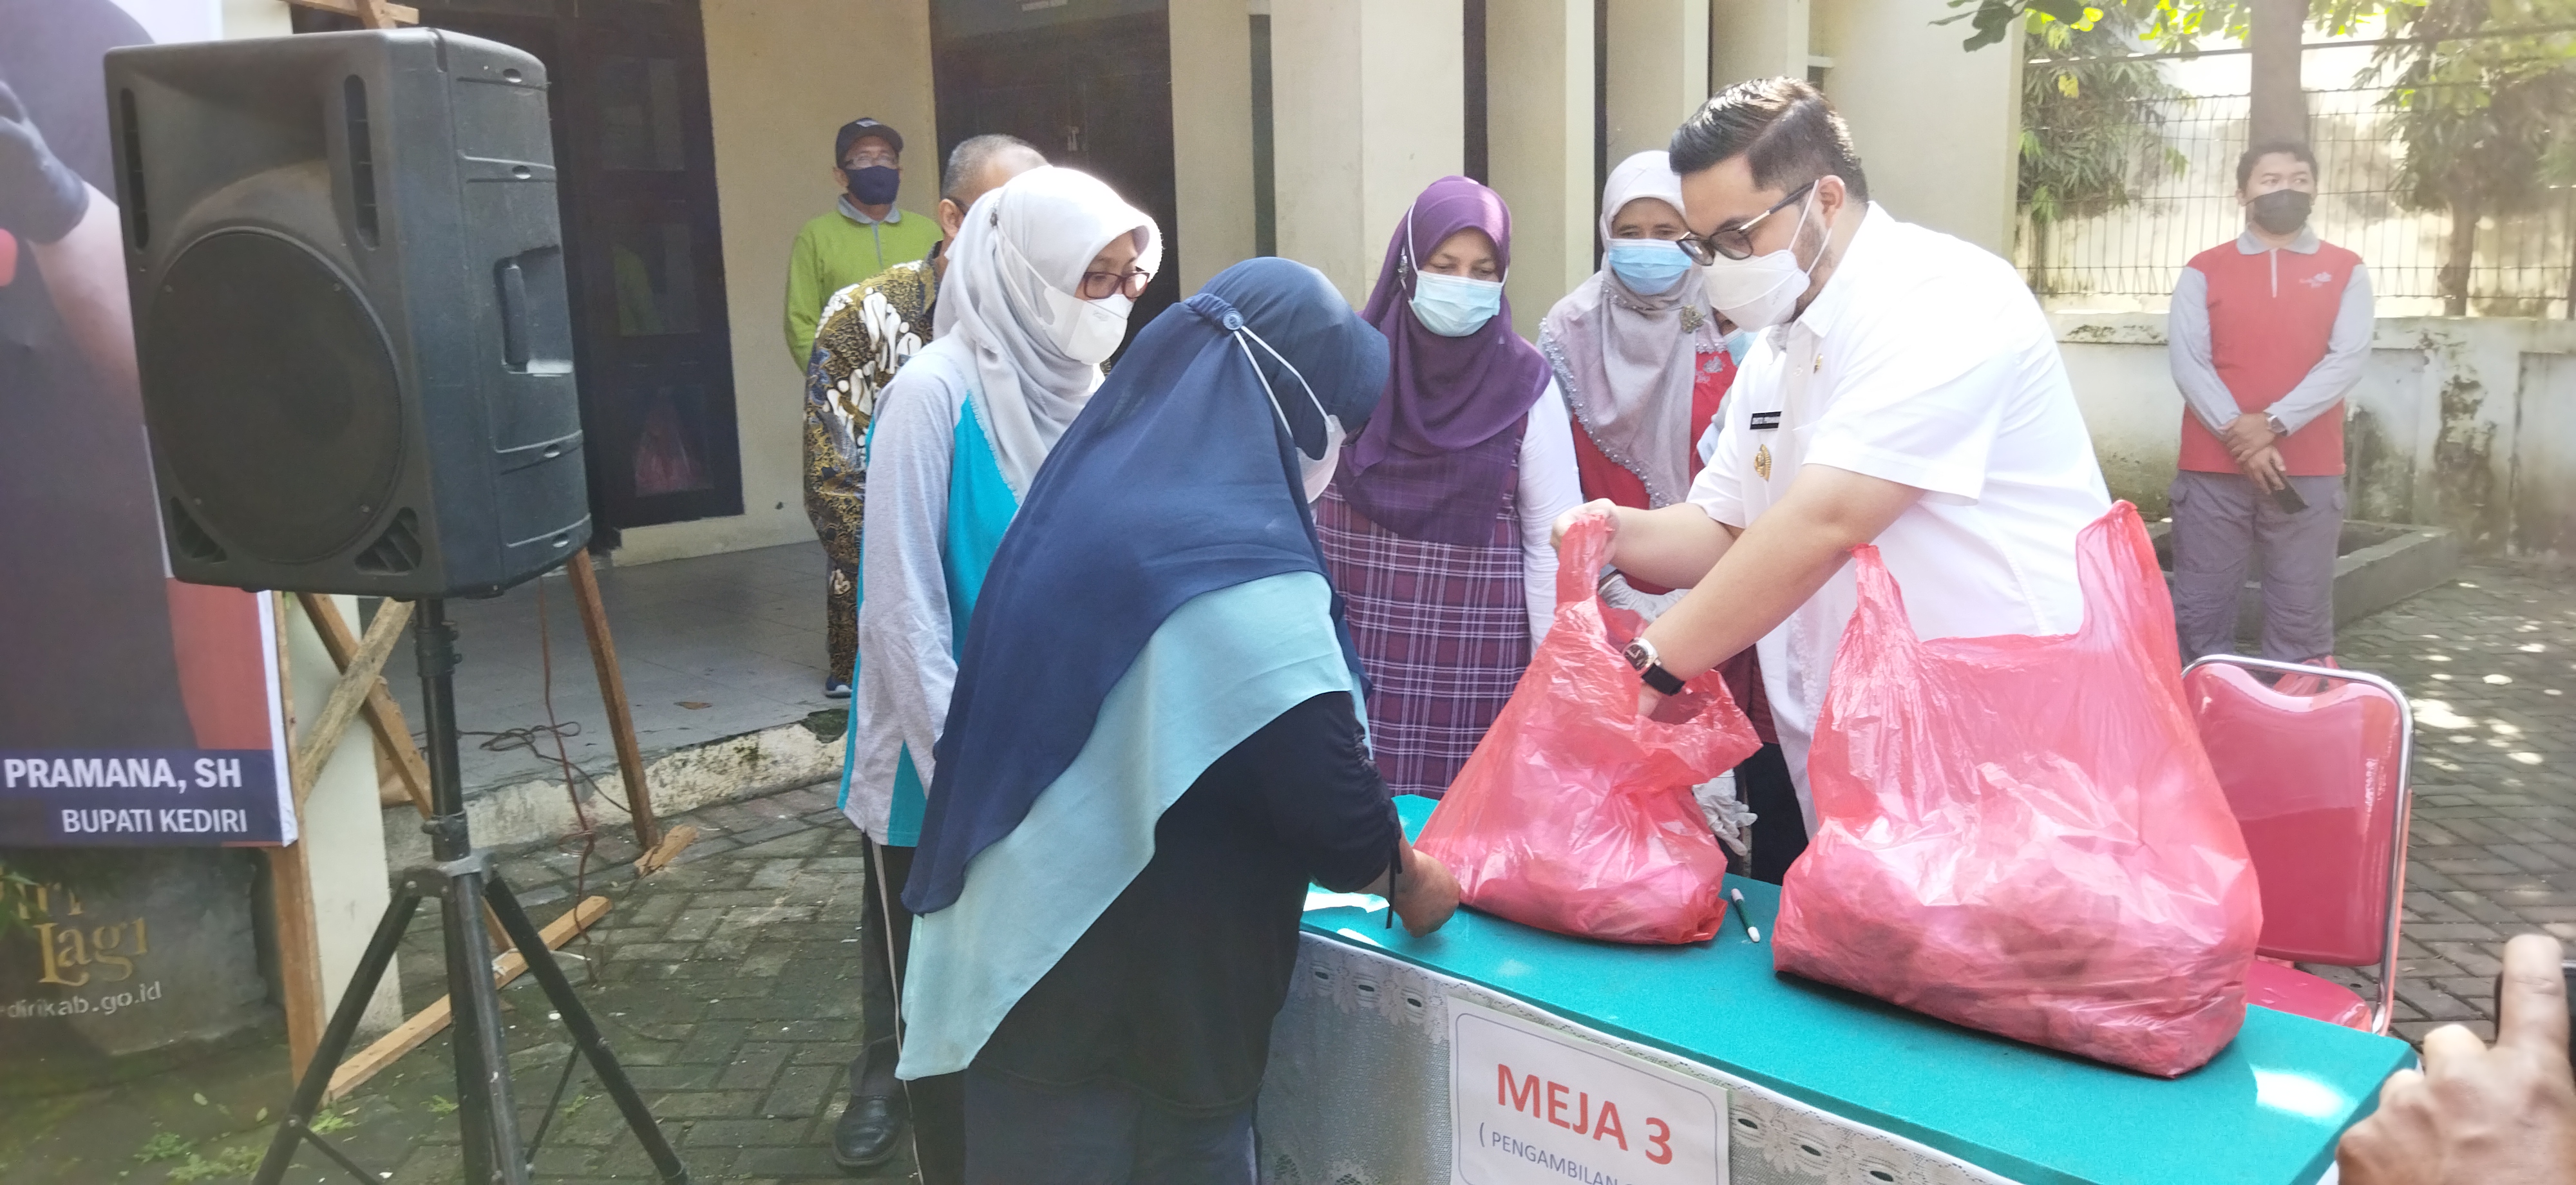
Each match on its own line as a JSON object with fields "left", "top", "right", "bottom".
{"left": 1256, "top": 933, "right": 2019, "bottom": 1185}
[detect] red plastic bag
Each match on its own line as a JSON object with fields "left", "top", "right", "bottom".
{"left": 1771, "top": 503, "right": 2262, "bottom": 1077}
{"left": 1414, "top": 512, "right": 1761, "bottom": 944}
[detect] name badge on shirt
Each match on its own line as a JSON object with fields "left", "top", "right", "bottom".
{"left": 1749, "top": 411, "right": 1782, "bottom": 431}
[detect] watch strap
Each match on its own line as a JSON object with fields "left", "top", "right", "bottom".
{"left": 1639, "top": 663, "right": 1687, "bottom": 697}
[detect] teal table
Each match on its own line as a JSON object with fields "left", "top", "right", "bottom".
{"left": 1254, "top": 795, "right": 2412, "bottom": 1185}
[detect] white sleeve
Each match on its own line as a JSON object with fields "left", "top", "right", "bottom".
{"left": 1687, "top": 403, "right": 1749, "bottom": 528}
{"left": 1517, "top": 380, "right": 1584, "bottom": 644}
{"left": 855, "top": 364, "right": 961, "bottom": 802}
{"left": 1803, "top": 277, "right": 2023, "bottom": 504}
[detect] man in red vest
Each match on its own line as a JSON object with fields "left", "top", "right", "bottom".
{"left": 2168, "top": 140, "right": 2374, "bottom": 665}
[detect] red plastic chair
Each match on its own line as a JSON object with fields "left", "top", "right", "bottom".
{"left": 2183, "top": 656, "right": 2414, "bottom": 1034}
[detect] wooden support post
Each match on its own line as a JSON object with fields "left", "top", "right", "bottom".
{"left": 324, "top": 895, "right": 611, "bottom": 1103}
{"left": 291, "top": 600, "right": 412, "bottom": 801}
{"left": 267, "top": 593, "right": 328, "bottom": 1079}
{"left": 565, "top": 551, "right": 661, "bottom": 854}
{"left": 299, "top": 594, "right": 433, "bottom": 817}
{"left": 281, "top": 0, "right": 422, "bottom": 26}
{"left": 297, "top": 594, "right": 512, "bottom": 954}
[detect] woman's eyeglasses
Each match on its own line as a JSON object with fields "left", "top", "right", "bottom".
{"left": 1677, "top": 179, "right": 1817, "bottom": 265}
{"left": 1078, "top": 268, "right": 1155, "bottom": 301}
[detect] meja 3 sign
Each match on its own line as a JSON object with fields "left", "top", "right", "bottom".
{"left": 1451, "top": 996, "right": 1727, "bottom": 1184}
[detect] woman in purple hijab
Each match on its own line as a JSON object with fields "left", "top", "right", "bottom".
{"left": 1317, "top": 175, "right": 1583, "bottom": 799}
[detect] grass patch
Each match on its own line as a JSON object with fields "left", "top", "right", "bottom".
{"left": 163, "top": 1143, "right": 261, "bottom": 1182}
{"left": 133, "top": 1132, "right": 193, "bottom": 1164}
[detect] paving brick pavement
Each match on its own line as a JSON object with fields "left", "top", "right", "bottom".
{"left": 2293, "top": 562, "right": 2576, "bottom": 1045}
{"left": 2, "top": 563, "right": 2567, "bottom": 1184}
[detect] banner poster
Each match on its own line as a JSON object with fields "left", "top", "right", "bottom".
{"left": 0, "top": 0, "right": 295, "bottom": 848}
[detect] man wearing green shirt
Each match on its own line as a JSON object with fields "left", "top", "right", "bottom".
{"left": 782, "top": 117, "right": 942, "bottom": 366}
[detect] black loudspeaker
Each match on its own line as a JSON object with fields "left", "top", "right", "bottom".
{"left": 106, "top": 30, "right": 588, "bottom": 599}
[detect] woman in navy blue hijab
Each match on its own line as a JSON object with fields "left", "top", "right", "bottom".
{"left": 893, "top": 258, "right": 1460, "bottom": 1182}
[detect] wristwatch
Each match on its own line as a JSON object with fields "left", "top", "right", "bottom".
{"left": 2266, "top": 413, "right": 2288, "bottom": 437}
{"left": 1624, "top": 636, "right": 1687, "bottom": 696}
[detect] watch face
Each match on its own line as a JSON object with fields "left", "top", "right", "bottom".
{"left": 1624, "top": 640, "right": 1652, "bottom": 672}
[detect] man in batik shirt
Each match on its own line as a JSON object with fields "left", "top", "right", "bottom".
{"left": 804, "top": 135, "right": 1043, "bottom": 697}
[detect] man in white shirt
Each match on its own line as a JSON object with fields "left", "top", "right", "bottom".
{"left": 1566, "top": 78, "right": 2111, "bottom": 841}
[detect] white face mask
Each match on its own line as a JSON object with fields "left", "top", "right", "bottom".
{"left": 1047, "top": 287, "right": 1132, "bottom": 366}
{"left": 1001, "top": 226, "right": 1136, "bottom": 365}
{"left": 1234, "top": 325, "right": 1341, "bottom": 502}
{"left": 1699, "top": 187, "right": 1819, "bottom": 332}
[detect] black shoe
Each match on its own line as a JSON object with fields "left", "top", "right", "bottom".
{"left": 831, "top": 1092, "right": 906, "bottom": 1172}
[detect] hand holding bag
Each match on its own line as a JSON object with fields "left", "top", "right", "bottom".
{"left": 1414, "top": 511, "right": 1761, "bottom": 945}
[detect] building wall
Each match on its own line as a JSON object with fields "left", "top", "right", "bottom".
{"left": 1605, "top": 0, "right": 1711, "bottom": 166}
{"left": 1812, "top": 0, "right": 2020, "bottom": 256}
{"left": 1170, "top": 0, "right": 1258, "bottom": 294}
{"left": 1702, "top": 0, "right": 2020, "bottom": 258}
{"left": 2056, "top": 312, "right": 2576, "bottom": 560}
{"left": 619, "top": 0, "right": 939, "bottom": 565}
{"left": 1487, "top": 0, "right": 1594, "bottom": 340}
{"left": 1709, "top": 0, "right": 1806, "bottom": 85}
{"left": 603, "top": 0, "right": 2026, "bottom": 565}
{"left": 1271, "top": 0, "right": 1464, "bottom": 307}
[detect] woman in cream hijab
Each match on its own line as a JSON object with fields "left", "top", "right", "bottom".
{"left": 840, "top": 164, "right": 1159, "bottom": 1182}
{"left": 1537, "top": 150, "right": 1801, "bottom": 884}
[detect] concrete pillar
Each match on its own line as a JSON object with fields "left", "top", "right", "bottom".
{"left": 1273, "top": 0, "right": 1465, "bottom": 307}
{"left": 1605, "top": 0, "right": 1710, "bottom": 165}
{"left": 220, "top": 0, "right": 292, "bottom": 38}
{"left": 1709, "top": 0, "right": 1807, "bottom": 86}
{"left": 1485, "top": 0, "right": 1595, "bottom": 340}
{"left": 1170, "top": 0, "right": 1259, "bottom": 294}
{"left": 1812, "top": 0, "right": 2020, "bottom": 254}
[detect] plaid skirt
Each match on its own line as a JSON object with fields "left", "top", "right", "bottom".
{"left": 1315, "top": 480, "right": 1530, "bottom": 799}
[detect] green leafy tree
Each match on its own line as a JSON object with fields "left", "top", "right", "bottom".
{"left": 2020, "top": 8, "right": 2194, "bottom": 290}
{"left": 1945, "top": 0, "right": 2382, "bottom": 143}
{"left": 2362, "top": 0, "right": 2576, "bottom": 313}
{"left": 1944, "top": 0, "right": 2382, "bottom": 52}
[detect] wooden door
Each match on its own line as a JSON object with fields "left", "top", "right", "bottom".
{"left": 934, "top": 10, "right": 1182, "bottom": 349}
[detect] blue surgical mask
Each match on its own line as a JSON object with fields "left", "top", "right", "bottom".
{"left": 1410, "top": 272, "right": 1504, "bottom": 337}
{"left": 1604, "top": 238, "right": 1692, "bottom": 294}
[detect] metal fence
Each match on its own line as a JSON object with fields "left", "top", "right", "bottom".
{"left": 2021, "top": 85, "right": 2576, "bottom": 317}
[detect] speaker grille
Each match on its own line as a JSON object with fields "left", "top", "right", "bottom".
{"left": 353, "top": 508, "right": 422, "bottom": 575}
{"left": 141, "top": 231, "right": 404, "bottom": 565}
{"left": 164, "top": 498, "right": 227, "bottom": 564}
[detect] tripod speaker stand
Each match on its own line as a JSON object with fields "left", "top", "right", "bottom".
{"left": 103, "top": 27, "right": 688, "bottom": 1184}
{"left": 252, "top": 600, "right": 689, "bottom": 1185}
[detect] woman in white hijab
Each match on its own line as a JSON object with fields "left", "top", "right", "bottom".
{"left": 840, "top": 164, "right": 1159, "bottom": 1184}
{"left": 1537, "top": 151, "right": 1803, "bottom": 886}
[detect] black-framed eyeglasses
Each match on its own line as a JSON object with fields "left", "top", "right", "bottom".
{"left": 1678, "top": 179, "right": 1818, "bottom": 264}
{"left": 1079, "top": 268, "right": 1155, "bottom": 300}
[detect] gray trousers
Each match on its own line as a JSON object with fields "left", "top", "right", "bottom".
{"left": 2169, "top": 470, "right": 2344, "bottom": 663}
